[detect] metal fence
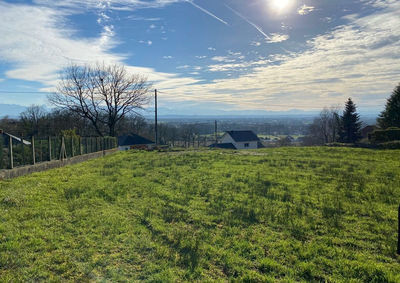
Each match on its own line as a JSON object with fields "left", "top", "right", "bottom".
{"left": 0, "top": 135, "right": 117, "bottom": 170}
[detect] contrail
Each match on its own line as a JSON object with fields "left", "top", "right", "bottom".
{"left": 187, "top": 0, "right": 229, "bottom": 26}
{"left": 225, "top": 4, "right": 271, "bottom": 40}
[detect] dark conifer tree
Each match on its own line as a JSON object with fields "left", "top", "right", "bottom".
{"left": 340, "top": 98, "right": 362, "bottom": 143}
{"left": 378, "top": 83, "right": 400, "bottom": 129}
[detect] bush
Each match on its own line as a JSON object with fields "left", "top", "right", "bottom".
{"left": 368, "top": 127, "right": 400, "bottom": 143}
{"left": 0, "top": 137, "right": 4, "bottom": 169}
{"left": 376, "top": 141, "right": 400, "bottom": 149}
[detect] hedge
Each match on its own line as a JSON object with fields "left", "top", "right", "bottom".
{"left": 368, "top": 127, "right": 400, "bottom": 143}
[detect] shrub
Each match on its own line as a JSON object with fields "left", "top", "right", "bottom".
{"left": 376, "top": 141, "right": 400, "bottom": 149}
{"left": 0, "top": 136, "right": 4, "bottom": 169}
{"left": 368, "top": 127, "right": 400, "bottom": 143}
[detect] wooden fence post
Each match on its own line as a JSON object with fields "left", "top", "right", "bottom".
{"left": 48, "top": 136, "right": 52, "bottom": 161}
{"left": 8, "top": 136, "right": 13, "bottom": 169}
{"left": 21, "top": 137, "right": 25, "bottom": 166}
{"left": 31, "top": 136, "right": 35, "bottom": 165}
{"left": 59, "top": 136, "right": 67, "bottom": 160}
{"left": 79, "top": 138, "right": 82, "bottom": 155}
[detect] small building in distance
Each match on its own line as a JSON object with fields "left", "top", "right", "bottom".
{"left": 361, "top": 125, "right": 377, "bottom": 139}
{"left": 118, "top": 134, "right": 155, "bottom": 151}
{"left": 210, "top": 130, "right": 262, "bottom": 150}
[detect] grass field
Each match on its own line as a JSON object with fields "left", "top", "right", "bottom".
{"left": 0, "top": 147, "right": 400, "bottom": 281}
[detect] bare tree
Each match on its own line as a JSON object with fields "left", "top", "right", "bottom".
{"left": 304, "top": 107, "right": 341, "bottom": 145}
{"left": 20, "top": 105, "right": 47, "bottom": 136}
{"left": 49, "top": 63, "right": 151, "bottom": 136}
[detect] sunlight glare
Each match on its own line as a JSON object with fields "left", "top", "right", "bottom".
{"left": 270, "top": 0, "right": 293, "bottom": 14}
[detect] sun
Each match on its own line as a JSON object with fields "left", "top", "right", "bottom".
{"left": 270, "top": 0, "right": 293, "bottom": 13}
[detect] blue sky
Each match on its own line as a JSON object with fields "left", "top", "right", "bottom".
{"left": 0, "top": 0, "right": 399, "bottom": 115}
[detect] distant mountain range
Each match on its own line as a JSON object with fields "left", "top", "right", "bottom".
{"left": 0, "top": 103, "right": 380, "bottom": 122}
{"left": 0, "top": 104, "right": 27, "bottom": 118}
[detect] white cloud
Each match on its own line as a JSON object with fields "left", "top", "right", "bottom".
{"left": 0, "top": 1, "right": 199, "bottom": 98}
{"left": 0, "top": 2, "right": 123, "bottom": 85}
{"left": 166, "top": 0, "right": 400, "bottom": 110}
{"left": 1, "top": 0, "right": 400, "bottom": 112}
{"left": 139, "top": 40, "right": 153, "bottom": 45}
{"left": 251, "top": 41, "right": 261, "bottom": 46}
{"left": 176, "top": 65, "right": 190, "bottom": 69}
{"left": 211, "top": 56, "right": 235, "bottom": 63}
{"left": 190, "top": 2, "right": 400, "bottom": 110}
{"left": 298, "top": 4, "right": 315, "bottom": 16}
{"left": 208, "top": 47, "right": 216, "bottom": 51}
{"left": 32, "top": 0, "right": 185, "bottom": 11}
{"left": 126, "top": 16, "right": 161, "bottom": 21}
{"left": 163, "top": 56, "right": 173, "bottom": 59}
{"left": 266, "top": 33, "right": 290, "bottom": 43}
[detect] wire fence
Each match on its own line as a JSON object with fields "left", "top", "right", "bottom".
{"left": 0, "top": 135, "right": 117, "bottom": 170}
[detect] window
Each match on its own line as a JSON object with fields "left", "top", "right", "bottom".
{"left": 244, "top": 143, "right": 249, "bottom": 148}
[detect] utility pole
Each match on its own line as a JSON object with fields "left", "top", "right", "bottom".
{"left": 155, "top": 89, "right": 158, "bottom": 146}
{"left": 214, "top": 120, "right": 218, "bottom": 144}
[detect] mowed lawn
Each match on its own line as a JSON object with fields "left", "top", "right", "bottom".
{"left": 0, "top": 147, "right": 400, "bottom": 282}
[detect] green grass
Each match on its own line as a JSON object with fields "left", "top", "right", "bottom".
{"left": 0, "top": 147, "right": 400, "bottom": 281}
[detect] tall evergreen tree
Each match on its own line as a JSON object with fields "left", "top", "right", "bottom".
{"left": 340, "top": 98, "right": 362, "bottom": 143}
{"left": 378, "top": 83, "right": 400, "bottom": 129}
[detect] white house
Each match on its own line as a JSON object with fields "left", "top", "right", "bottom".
{"left": 211, "top": 130, "right": 262, "bottom": 150}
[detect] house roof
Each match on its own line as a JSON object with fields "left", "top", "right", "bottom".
{"left": 225, "top": 131, "right": 260, "bottom": 142}
{"left": 118, "top": 134, "right": 155, "bottom": 146}
{"left": 209, "top": 143, "right": 236, "bottom": 149}
{"left": 361, "top": 125, "right": 377, "bottom": 137}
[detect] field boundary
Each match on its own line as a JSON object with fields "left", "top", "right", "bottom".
{"left": 0, "top": 148, "right": 118, "bottom": 180}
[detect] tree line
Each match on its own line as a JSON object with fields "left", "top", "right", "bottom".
{"left": 304, "top": 83, "right": 400, "bottom": 145}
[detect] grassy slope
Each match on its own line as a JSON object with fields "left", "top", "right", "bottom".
{"left": 0, "top": 147, "right": 400, "bottom": 282}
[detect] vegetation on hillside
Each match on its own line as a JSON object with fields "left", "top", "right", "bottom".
{"left": 0, "top": 148, "right": 399, "bottom": 281}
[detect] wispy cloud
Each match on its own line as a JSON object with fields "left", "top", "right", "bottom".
{"left": 0, "top": 1, "right": 199, "bottom": 96}
{"left": 2, "top": 0, "right": 400, "bottom": 113}
{"left": 186, "top": 0, "right": 228, "bottom": 26}
{"left": 33, "top": 0, "right": 184, "bottom": 11}
{"left": 266, "top": 33, "right": 289, "bottom": 43}
{"left": 179, "top": 1, "right": 400, "bottom": 110}
{"left": 225, "top": 4, "right": 271, "bottom": 40}
{"left": 298, "top": 4, "right": 315, "bottom": 16}
{"left": 126, "top": 16, "right": 161, "bottom": 21}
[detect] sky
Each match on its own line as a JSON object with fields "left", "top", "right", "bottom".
{"left": 0, "top": 0, "right": 399, "bottom": 116}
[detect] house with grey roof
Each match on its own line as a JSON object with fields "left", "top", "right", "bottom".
{"left": 210, "top": 130, "right": 263, "bottom": 150}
